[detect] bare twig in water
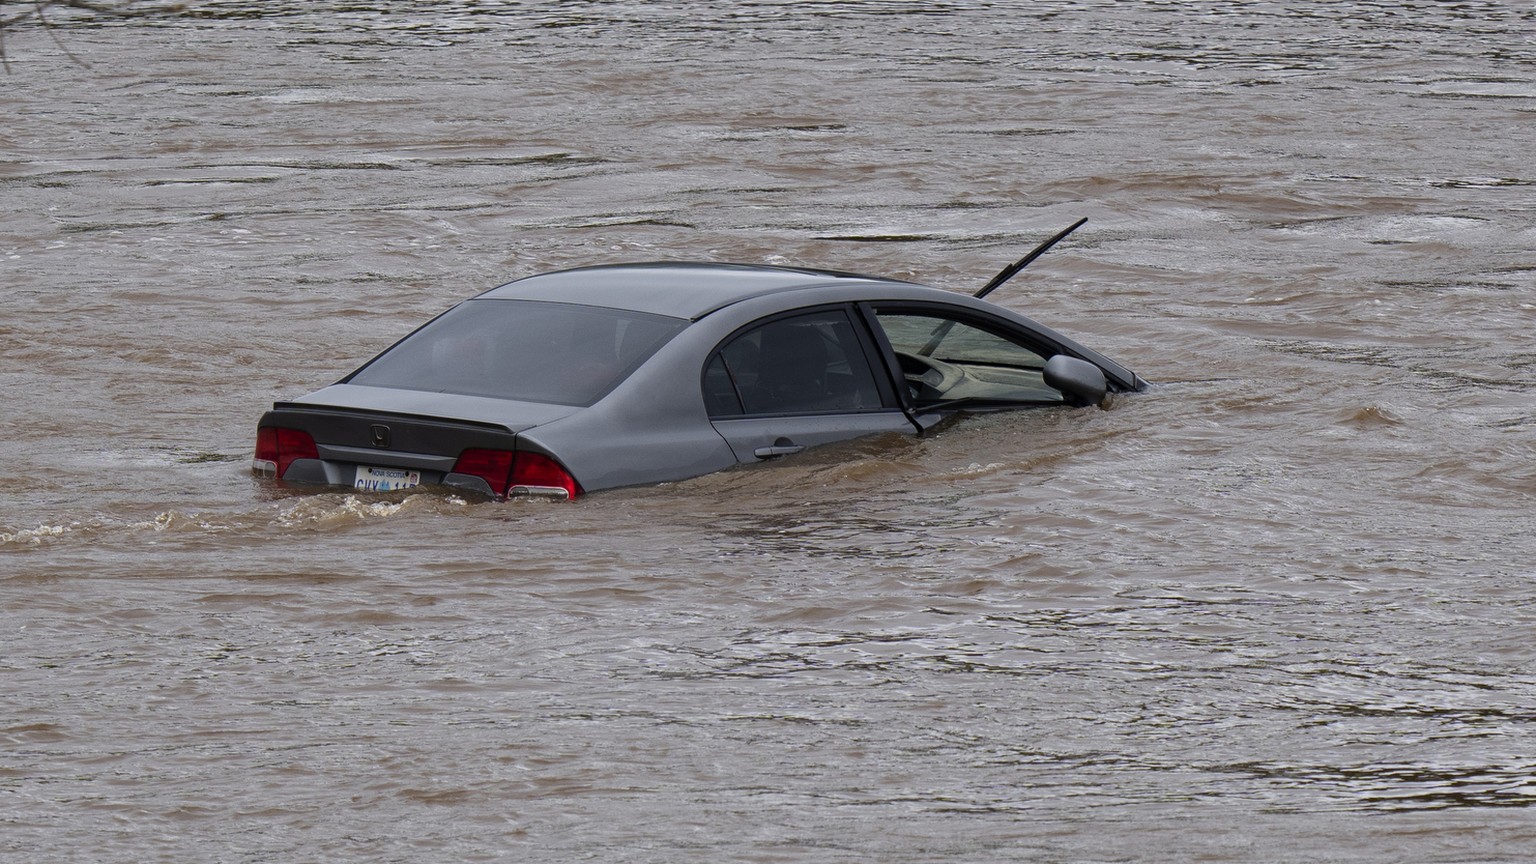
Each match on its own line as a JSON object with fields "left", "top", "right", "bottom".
{"left": 0, "top": 1, "right": 185, "bottom": 71}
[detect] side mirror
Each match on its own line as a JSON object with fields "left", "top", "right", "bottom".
{"left": 1043, "top": 354, "right": 1108, "bottom": 406}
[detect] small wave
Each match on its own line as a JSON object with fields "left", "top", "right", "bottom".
{"left": 0, "top": 524, "right": 70, "bottom": 546}
{"left": 5, "top": 494, "right": 474, "bottom": 550}
{"left": 1341, "top": 405, "right": 1404, "bottom": 429}
{"left": 275, "top": 493, "right": 467, "bottom": 528}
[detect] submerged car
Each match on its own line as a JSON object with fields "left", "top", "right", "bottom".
{"left": 254, "top": 258, "right": 1146, "bottom": 499}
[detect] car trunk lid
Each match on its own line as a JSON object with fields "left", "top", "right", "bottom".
{"left": 254, "top": 389, "right": 584, "bottom": 498}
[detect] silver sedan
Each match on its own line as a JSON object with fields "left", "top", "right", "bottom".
{"left": 254, "top": 261, "right": 1146, "bottom": 499}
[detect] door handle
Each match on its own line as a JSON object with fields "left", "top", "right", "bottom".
{"left": 754, "top": 438, "right": 805, "bottom": 459}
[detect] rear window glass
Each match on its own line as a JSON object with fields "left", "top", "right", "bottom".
{"left": 346, "top": 299, "right": 687, "bottom": 406}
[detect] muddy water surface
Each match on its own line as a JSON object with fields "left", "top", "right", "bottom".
{"left": 4, "top": 2, "right": 1536, "bottom": 861}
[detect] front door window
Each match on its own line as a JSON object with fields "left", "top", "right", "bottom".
{"left": 875, "top": 312, "right": 1063, "bottom": 406}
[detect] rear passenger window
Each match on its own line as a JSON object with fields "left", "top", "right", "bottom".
{"left": 704, "top": 310, "right": 883, "bottom": 417}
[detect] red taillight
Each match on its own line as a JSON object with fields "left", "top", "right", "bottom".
{"left": 511, "top": 452, "right": 581, "bottom": 499}
{"left": 254, "top": 426, "right": 318, "bottom": 478}
{"left": 450, "top": 448, "right": 580, "bottom": 500}
{"left": 451, "top": 448, "right": 515, "bottom": 497}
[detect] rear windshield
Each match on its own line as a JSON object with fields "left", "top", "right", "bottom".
{"left": 345, "top": 299, "right": 687, "bottom": 406}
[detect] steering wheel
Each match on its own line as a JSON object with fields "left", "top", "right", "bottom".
{"left": 895, "top": 351, "right": 950, "bottom": 401}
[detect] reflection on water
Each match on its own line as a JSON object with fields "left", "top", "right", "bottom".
{"left": 5, "top": 0, "right": 1536, "bottom": 861}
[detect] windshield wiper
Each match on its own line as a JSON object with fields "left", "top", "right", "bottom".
{"left": 974, "top": 218, "right": 1088, "bottom": 301}
{"left": 917, "top": 218, "right": 1088, "bottom": 356}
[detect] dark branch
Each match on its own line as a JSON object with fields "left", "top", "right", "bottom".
{"left": 0, "top": 1, "right": 184, "bottom": 69}
{"left": 3, "top": 2, "right": 128, "bottom": 30}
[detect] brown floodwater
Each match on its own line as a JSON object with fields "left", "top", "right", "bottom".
{"left": 4, "top": 1, "right": 1536, "bottom": 860}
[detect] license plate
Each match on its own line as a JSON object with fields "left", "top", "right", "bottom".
{"left": 354, "top": 466, "right": 421, "bottom": 492}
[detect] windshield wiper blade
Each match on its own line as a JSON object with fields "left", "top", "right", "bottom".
{"left": 917, "top": 218, "right": 1088, "bottom": 357}
{"left": 974, "top": 217, "right": 1087, "bottom": 301}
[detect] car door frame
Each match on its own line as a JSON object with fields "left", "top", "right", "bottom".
{"left": 703, "top": 302, "right": 917, "bottom": 464}
{"left": 853, "top": 299, "right": 1111, "bottom": 429}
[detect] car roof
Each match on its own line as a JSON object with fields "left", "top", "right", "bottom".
{"left": 475, "top": 261, "right": 925, "bottom": 320}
